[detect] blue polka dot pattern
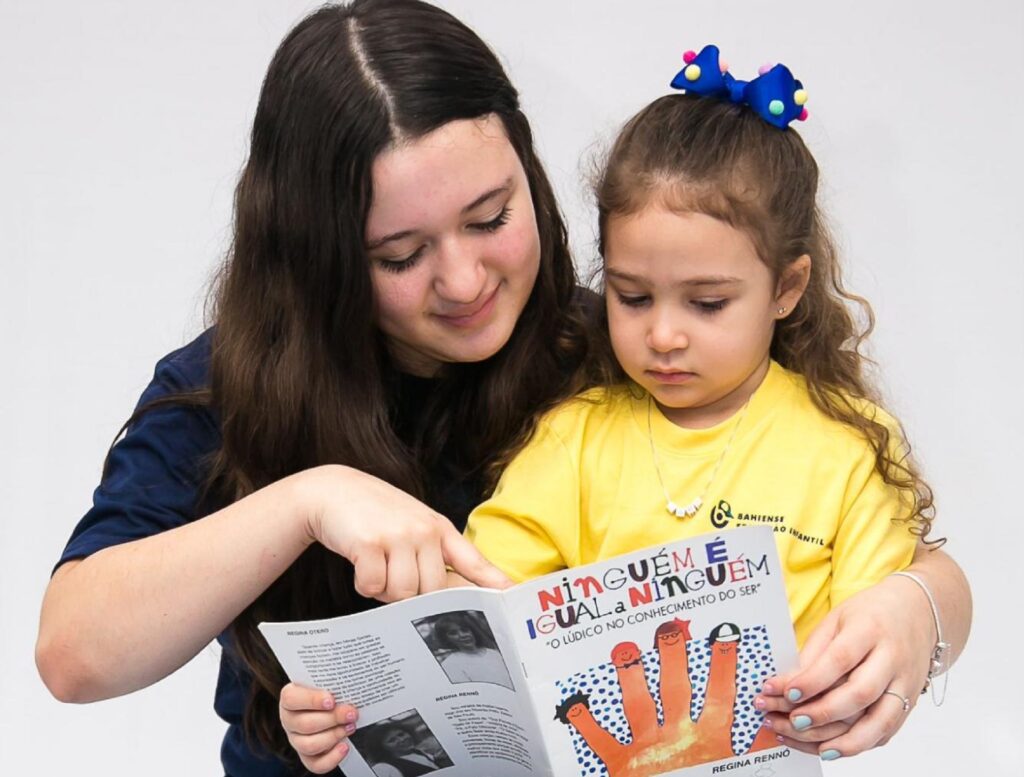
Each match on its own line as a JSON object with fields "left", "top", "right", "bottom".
{"left": 553, "top": 625, "right": 776, "bottom": 775}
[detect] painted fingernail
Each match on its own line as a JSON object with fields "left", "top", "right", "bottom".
{"left": 322, "top": 695, "right": 335, "bottom": 710}
{"left": 345, "top": 709, "right": 358, "bottom": 723}
{"left": 344, "top": 723, "right": 357, "bottom": 735}
{"left": 776, "top": 735, "right": 786, "bottom": 743}
{"left": 821, "top": 749, "right": 842, "bottom": 761}
{"left": 762, "top": 681, "right": 777, "bottom": 694}
{"left": 787, "top": 688, "right": 803, "bottom": 702}
{"left": 793, "top": 715, "right": 813, "bottom": 731}
{"left": 762, "top": 717, "right": 773, "bottom": 728}
{"left": 338, "top": 742, "right": 349, "bottom": 758}
{"left": 754, "top": 696, "right": 767, "bottom": 710}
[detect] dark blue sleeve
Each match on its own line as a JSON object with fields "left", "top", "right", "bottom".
{"left": 58, "top": 330, "right": 223, "bottom": 568}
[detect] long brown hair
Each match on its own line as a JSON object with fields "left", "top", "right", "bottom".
{"left": 130, "top": 0, "right": 591, "bottom": 761}
{"left": 593, "top": 93, "right": 937, "bottom": 545}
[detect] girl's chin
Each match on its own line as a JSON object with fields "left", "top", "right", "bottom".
{"left": 439, "top": 330, "right": 514, "bottom": 365}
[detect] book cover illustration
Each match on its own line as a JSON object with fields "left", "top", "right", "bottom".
{"left": 554, "top": 618, "right": 778, "bottom": 776}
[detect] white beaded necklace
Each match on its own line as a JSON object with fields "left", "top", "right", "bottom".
{"left": 646, "top": 394, "right": 751, "bottom": 518}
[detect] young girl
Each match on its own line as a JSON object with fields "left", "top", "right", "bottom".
{"left": 466, "top": 48, "right": 938, "bottom": 764}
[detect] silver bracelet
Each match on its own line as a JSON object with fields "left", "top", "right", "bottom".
{"left": 892, "top": 570, "right": 950, "bottom": 706}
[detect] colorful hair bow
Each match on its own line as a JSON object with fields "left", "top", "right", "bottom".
{"left": 670, "top": 44, "right": 809, "bottom": 129}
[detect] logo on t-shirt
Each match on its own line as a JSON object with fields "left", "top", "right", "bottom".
{"left": 708, "top": 498, "right": 824, "bottom": 547}
{"left": 710, "top": 499, "right": 734, "bottom": 529}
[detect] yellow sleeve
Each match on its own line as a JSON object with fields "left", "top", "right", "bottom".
{"left": 465, "top": 417, "right": 580, "bottom": 583}
{"left": 830, "top": 413, "right": 919, "bottom": 607}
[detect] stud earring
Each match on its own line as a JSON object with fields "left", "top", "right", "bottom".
{"left": 777, "top": 306, "right": 788, "bottom": 316}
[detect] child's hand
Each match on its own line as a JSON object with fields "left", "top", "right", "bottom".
{"left": 754, "top": 575, "right": 933, "bottom": 759}
{"left": 279, "top": 682, "right": 358, "bottom": 773}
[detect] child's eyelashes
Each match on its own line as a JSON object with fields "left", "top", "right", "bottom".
{"left": 614, "top": 292, "right": 651, "bottom": 308}
{"left": 693, "top": 299, "right": 728, "bottom": 314}
{"left": 612, "top": 293, "right": 729, "bottom": 314}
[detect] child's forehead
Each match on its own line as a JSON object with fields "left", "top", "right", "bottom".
{"left": 606, "top": 206, "right": 752, "bottom": 250}
{"left": 603, "top": 207, "right": 769, "bottom": 282}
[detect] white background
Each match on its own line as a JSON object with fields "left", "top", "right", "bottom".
{"left": 2, "top": 0, "right": 1021, "bottom": 773}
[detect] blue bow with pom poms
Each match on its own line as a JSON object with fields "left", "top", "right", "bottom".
{"left": 670, "top": 44, "right": 809, "bottom": 129}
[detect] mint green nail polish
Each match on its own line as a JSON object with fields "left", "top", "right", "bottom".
{"left": 793, "top": 715, "right": 812, "bottom": 731}
{"left": 821, "top": 749, "right": 841, "bottom": 761}
{"left": 787, "top": 688, "right": 803, "bottom": 702}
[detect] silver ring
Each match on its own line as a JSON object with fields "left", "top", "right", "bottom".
{"left": 883, "top": 688, "right": 911, "bottom": 712}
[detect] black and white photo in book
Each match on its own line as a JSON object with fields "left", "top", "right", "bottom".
{"left": 348, "top": 709, "right": 455, "bottom": 777}
{"left": 412, "top": 610, "right": 515, "bottom": 690}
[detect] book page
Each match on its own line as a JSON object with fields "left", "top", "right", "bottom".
{"left": 260, "top": 587, "right": 551, "bottom": 777}
{"left": 503, "top": 526, "right": 823, "bottom": 777}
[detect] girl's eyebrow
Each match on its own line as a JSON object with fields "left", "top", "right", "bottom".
{"left": 461, "top": 177, "right": 512, "bottom": 215}
{"left": 605, "top": 268, "right": 742, "bottom": 287}
{"left": 366, "top": 178, "right": 513, "bottom": 250}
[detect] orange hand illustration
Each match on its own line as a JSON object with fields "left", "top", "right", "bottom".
{"left": 555, "top": 620, "right": 776, "bottom": 777}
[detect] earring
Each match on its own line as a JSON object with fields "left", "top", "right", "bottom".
{"left": 777, "top": 306, "right": 788, "bottom": 316}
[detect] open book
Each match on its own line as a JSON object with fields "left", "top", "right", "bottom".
{"left": 260, "top": 525, "right": 822, "bottom": 777}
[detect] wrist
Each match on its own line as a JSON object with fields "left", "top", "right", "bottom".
{"left": 888, "top": 573, "right": 937, "bottom": 642}
{"left": 889, "top": 570, "right": 951, "bottom": 703}
{"left": 887, "top": 571, "right": 938, "bottom": 645}
{"left": 286, "top": 464, "right": 357, "bottom": 548}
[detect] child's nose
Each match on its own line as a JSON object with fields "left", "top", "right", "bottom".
{"left": 647, "top": 309, "right": 689, "bottom": 353}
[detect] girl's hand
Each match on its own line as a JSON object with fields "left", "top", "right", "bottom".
{"left": 755, "top": 574, "right": 934, "bottom": 759}
{"left": 279, "top": 683, "right": 357, "bottom": 773}
{"left": 300, "top": 465, "right": 512, "bottom": 602}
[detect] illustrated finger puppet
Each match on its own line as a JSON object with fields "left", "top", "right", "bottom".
{"left": 611, "top": 641, "right": 644, "bottom": 669}
{"left": 654, "top": 617, "right": 692, "bottom": 649}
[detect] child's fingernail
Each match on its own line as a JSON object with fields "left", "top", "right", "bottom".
{"left": 345, "top": 709, "right": 358, "bottom": 723}
{"left": 344, "top": 723, "right": 357, "bottom": 735}
{"left": 338, "top": 742, "right": 349, "bottom": 758}
{"left": 754, "top": 696, "right": 766, "bottom": 710}
{"left": 821, "top": 749, "right": 842, "bottom": 761}
{"left": 762, "top": 717, "right": 773, "bottom": 728}
{"left": 762, "top": 681, "right": 776, "bottom": 694}
{"left": 322, "top": 695, "right": 335, "bottom": 710}
{"left": 776, "top": 735, "right": 786, "bottom": 743}
{"left": 787, "top": 688, "right": 803, "bottom": 702}
{"left": 793, "top": 715, "right": 813, "bottom": 731}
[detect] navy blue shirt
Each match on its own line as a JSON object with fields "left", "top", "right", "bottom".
{"left": 57, "top": 330, "right": 483, "bottom": 776}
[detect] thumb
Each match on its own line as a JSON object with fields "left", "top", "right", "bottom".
{"left": 777, "top": 609, "right": 844, "bottom": 699}
{"left": 764, "top": 610, "right": 840, "bottom": 697}
{"left": 439, "top": 524, "right": 514, "bottom": 590}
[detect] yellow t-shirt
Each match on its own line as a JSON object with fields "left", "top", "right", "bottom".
{"left": 467, "top": 361, "right": 917, "bottom": 645}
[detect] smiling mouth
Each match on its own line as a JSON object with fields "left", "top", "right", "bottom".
{"left": 435, "top": 286, "right": 499, "bottom": 327}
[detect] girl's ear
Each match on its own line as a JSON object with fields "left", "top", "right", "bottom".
{"left": 774, "top": 255, "right": 812, "bottom": 318}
